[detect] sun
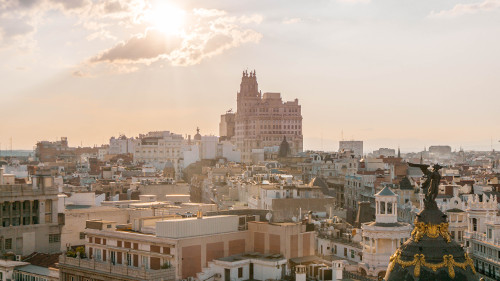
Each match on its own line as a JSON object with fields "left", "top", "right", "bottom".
{"left": 144, "top": 2, "right": 186, "bottom": 35}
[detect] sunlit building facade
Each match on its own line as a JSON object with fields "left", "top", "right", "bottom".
{"left": 234, "top": 70, "right": 303, "bottom": 163}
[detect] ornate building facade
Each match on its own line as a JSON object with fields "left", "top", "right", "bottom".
{"left": 234, "top": 70, "right": 303, "bottom": 163}
{"left": 359, "top": 186, "right": 411, "bottom": 279}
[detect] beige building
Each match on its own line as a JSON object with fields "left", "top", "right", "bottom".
{"left": 58, "top": 214, "right": 315, "bottom": 280}
{"left": 233, "top": 70, "right": 303, "bottom": 163}
{"left": 0, "top": 168, "right": 61, "bottom": 255}
{"left": 219, "top": 111, "right": 236, "bottom": 140}
{"left": 60, "top": 206, "right": 153, "bottom": 252}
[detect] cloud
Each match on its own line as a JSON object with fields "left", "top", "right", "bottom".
{"left": 90, "top": 29, "right": 183, "bottom": 64}
{"left": 0, "top": 0, "right": 146, "bottom": 49}
{"left": 429, "top": 0, "right": 500, "bottom": 18}
{"left": 283, "top": 18, "right": 302, "bottom": 24}
{"left": 88, "top": 8, "right": 263, "bottom": 68}
{"left": 72, "top": 70, "right": 89, "bottom": 77}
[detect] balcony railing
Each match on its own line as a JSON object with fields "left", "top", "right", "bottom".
{"left": 59, "top": 255, "right": 175, "bottom": 281}
{"left": 465, "top": 232, "right": 500, "bottom": 247}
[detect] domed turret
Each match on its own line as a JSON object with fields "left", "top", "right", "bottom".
{"left": 384, "top": 163, "right": 478, "bottom": 281}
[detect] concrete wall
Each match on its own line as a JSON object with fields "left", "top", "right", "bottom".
{"left": 247, "top": 222, "right": 315, "bottom": 259}
{"left": 60, "top": 207, "right": 153, "bottom": 251}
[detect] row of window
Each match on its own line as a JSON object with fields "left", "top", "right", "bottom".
{"left": 0, "top": 234, "right": 59, "bottom": 251}
{"left": 260, "top": 124, "right": 301, "bottom": 130}
{"left": 89, "top": 247, "right": 169, "bottom": 270}
{"left": 13, "top": 272, "right": 49, "bottom": 281}
{"left": 1, "top": 201, "right": 40, "bottom": 212}
{"left": 473, "top": 242, "right": 500, "bottom": 259}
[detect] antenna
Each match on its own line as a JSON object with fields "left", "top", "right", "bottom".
{"left": 341, "top": 129, "right": 344, "bottom": 141}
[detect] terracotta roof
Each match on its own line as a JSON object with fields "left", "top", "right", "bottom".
{"left": 23, "top": 252, "right": 61, "bottom": 269}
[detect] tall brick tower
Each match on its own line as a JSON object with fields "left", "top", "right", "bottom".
{"left": 234, "top": 70, "right": 303, "bottom": 163}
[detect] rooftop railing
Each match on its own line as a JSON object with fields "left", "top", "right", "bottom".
{"left": 59, "top": 255, "right": 175, "bottom": 281}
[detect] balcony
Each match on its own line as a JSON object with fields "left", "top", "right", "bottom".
{"left": 59, "top": 255, "right": 175, "bottom": 281}
{"left": 362, "top": 253, "right": 391, "bottom": 268}
{"left": 465, "top": 232, "right": 500, "bottom": 247}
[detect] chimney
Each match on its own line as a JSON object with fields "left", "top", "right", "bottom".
{"left": 197, "top": 209, "right": 203, "bottom": 219}
{"left": 295, "top": 265, "right": 306, "bottom": 281}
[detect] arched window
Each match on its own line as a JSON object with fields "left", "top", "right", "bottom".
{"left": 472, "top": 218, "right": 477, "bottom": 232}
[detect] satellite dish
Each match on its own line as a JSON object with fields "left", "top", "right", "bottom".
{"left": 292, "top": 216, "right": 297, "bottom": 222}
{"left": 265, "top": 212, "right": 272, "bottom": 221}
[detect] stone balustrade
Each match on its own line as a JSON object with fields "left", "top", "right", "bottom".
{"left": 59, "top": 255, "right": 175, "bottom": 281}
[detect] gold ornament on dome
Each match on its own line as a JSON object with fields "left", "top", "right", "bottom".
{"left": 388, "top": 250, "right": 476, "bottom": 279}
{"left": 411, "top": 220, "right": 452, "bottom": 243}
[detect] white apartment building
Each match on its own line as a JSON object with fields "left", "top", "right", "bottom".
{"left": 109, "top": 135, "right": 136, "bottom": 155}
{"left": 339, "top": 141, "right": 363, "bottom": 158}
{"left": 464, "top": 194, "right": 500, "bottom": 281}
{"left": 133, "top": 131, "right": 185, "bottom": 177}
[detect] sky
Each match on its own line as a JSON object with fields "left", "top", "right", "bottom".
{"left": 1, "top": 0, "right": 500, "bottom": 153}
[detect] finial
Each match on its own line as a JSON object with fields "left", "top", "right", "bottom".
{"left": 196, "top": 127, "right": 200, "bottom": 134}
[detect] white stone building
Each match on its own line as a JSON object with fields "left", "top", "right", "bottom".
{"left": 359, "top": 187, "right": 412, "bottom": 279}
{"left": 109, "top": 135, "right": 136, "bottom": 155}
{"left": 464, "top": 194, "right": 500, "bottom": 281}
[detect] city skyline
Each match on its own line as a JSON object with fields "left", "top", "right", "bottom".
{"left": 2, "top": 0, "right": 500, "bottom": 151}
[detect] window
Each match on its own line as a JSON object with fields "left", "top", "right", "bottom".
{"left": 380, "top": 201, "right": 386, "bottom": 214}
{"left": 344, "top": 248, "right": 347, "bottom": 257}
{"left": 49, "top": 234, "right": 61, "bottom": 243}
{"left": 79, "top": 232, "right": 85, "bottom": 239}
{"left": 96, "top": 249, "right": 102, "bottom": 261}
{"left": 5, "top": 238, "right": 12, "bottom": 250}
{"left": 127, "top": 253, "right": 132, "bottom": 266}
{"left": 351, "top": 250, "right": 355, "bottom": 259}
{"left": 142, "top": 256, "right": 149, "bottom": 269}
{"left": 238, "top": 267, "right": 243, "bottom": 278}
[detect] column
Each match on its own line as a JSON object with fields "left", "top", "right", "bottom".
{"left": 370, "top": 238, "right": 373, "bottom": 253}
{"left": 20, "top": 200, "right": 24, "bottom": 225}
{"left": 29, "top": 200, "right": 33, "bottom": 224}
{"left": 0, "top": 202, "right": 3, "bottom": 227}
{"left": 38, "top": 200, "right": 45, "bottom": 224}
{"left": 375, "top": 239, "right": 378, "bottom": 254}
{"left": 52, "top": 199, "right": 58, "bottom": 224}
{"left": 9, "top": 201, "right": 12, "bottom": 226}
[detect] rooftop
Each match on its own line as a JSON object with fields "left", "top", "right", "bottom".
{"left": 375, "top": 186, "right": 395, "bottom": 196}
